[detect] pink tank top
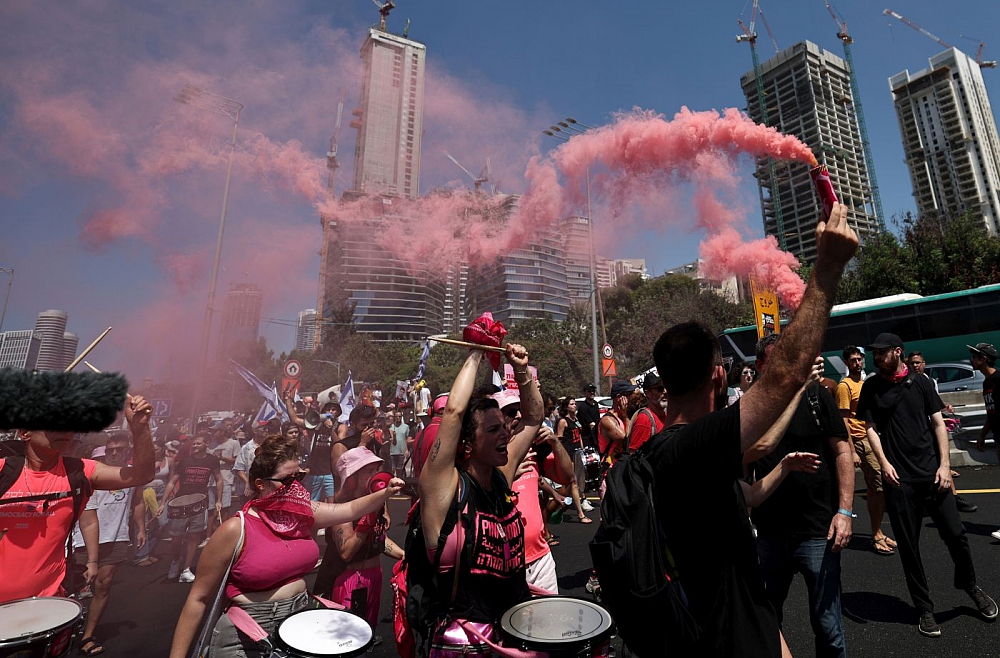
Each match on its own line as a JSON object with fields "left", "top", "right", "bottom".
{"left": 225, "top": 513, "right": 319, "bottom": 599}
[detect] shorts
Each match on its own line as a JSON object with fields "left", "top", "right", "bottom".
{"left": 208, "top": 483, "right": 233, "bottom": 509}
{"left": 168, "top": 510, "right": 208, "bottom": 536}
{"left": 211, "top": 591, "right": 311, "bottom": 658}
{"left": 853, "top": 438, "right": 883, "bottom": 493}
{"left": 309, "top": 474, "right": 336, "bottom": 500}
{"left": 525, "top": 551, "right": 558, "bottom": 594}
{"left": 75, "top": 541, "right": 130, "bottom": 568}
{"left": 390, "top": 454, "right": 405, "bottom": 471}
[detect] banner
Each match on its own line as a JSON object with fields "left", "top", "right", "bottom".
{"left": 501, "top": 364, "right": 539, "bottom": 391}
{"left": 750, "top": 278, "right": 780, "bottom": 340}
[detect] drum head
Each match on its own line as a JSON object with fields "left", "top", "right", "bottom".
{"left": 169, "top": 494, "right": 206, "bottom": 507}
{"left": 0, "top": 597, "right": 83, "bottom": 641}
{"left": 500, "top": 597, "right": 614, "bottom": 650}
{"left": 276, "top": 609, "right": 373, "bottom": 657}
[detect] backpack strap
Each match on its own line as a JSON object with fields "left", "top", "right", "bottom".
{"left": 0, "top": 456, "right": 25, "bottom": 501}
{"left": 624, "top": 408, "right": 657, "bottom": 456}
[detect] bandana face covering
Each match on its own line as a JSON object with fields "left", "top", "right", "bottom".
{"left": 244, "top": 480, "right": 313, "bottom": 539}
{"left": 882, "top": 363, "right": 909, "bottom": 384}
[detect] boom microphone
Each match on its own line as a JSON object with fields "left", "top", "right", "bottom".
{"left": 0, "top": 368, "right": 129, "bottom": 432}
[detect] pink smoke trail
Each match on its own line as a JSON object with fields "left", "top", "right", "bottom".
{"left": 518, "top": 108, "right": 815, "bottom": 308}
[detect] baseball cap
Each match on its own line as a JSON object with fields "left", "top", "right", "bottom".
{"left": 642, "top": 373, "right": 662, "bottom": 390}
{"left": 584, "top": 383, "right": 597, "bottom": 392}
{"left": 91, "top": 446, "right": 106, "bottom": 459}
{"left": 336, "top": 447, "right": 383, "bottom": 484}
{"left": 968, "top": 343, "right": 999, "bottom": 361}
{"left": 868, "top": 333, "right": 903, "bottom": 350}
{"left": 610, "top": 381, "right": 637, "bottom": 398}
{"left": 491, "top": 389, "right": 521, "bottom": 410}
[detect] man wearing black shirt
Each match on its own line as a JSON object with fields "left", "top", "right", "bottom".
{"left": 969, "top": 343, "right": 1000, "bottom": 540}
{"left": 749, "top": 335, "right": 853, "bottom": 658}
{"left": 576, "top": 383, "right": 601, "bottom": 451}
{"left": 644, "top": 202, "right": 858, "bottom": 656}
{"left": 161, "top": 435, "right": 222, "bottom": 583}
{"left": 859, "top": 333, "right": 997, "bottom": 638}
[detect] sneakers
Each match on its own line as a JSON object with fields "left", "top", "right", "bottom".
{"left": 918, "top": 611, "right": 941, "bottom": 637}
{"left": 178, "top": 568, "right": 196, "bottom": 583}
{"left": 967, "top": 586, "right": 999, "bottom": 621}
{"left": 990, "top": 529, "right": 1000, "bottom": 541}
{"left": 956, "top": 495, "right": 978, "bottom": 513}
{"left": 581, "top": 499, "right": 595, "bottom": 512}
{"left": 167, "top": 559, "right": 181, "bottom": 580}
{"left": 197, "top": 538, "right": 209, "bottom": 549}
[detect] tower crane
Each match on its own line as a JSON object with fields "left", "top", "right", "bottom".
{"left": 883, "top": 9, "right": 997, "bottom": 69}
{"left": 326, "top": 90, "right": 346, "bottom": 196}
{"left": 737, "top": 0, "right": 787, "bottom": 251}
{"left": 824, "top": 1, "right": 886, "bottom": 230}
{"left": 443, "top": 151, "right": 489, "bottom": 194}
{"left": 371, "top": 0, "right": 394, "bottom": 32}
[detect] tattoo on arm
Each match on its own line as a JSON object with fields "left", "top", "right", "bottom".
{"left": 429, "top": 438, "right": 441, "bottom": 462}
{"left": 311, "top": 501, "right": 321, "bottom": 513}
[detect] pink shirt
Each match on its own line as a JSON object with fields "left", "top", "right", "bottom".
{"left": 0, "top": 458, "right": 97, "bottom": 603}
{"left": 225, "top": 512, "right": 319, "bottom": 599}
{"left": 512, "top": 467, "right": 549, "bottom": 564}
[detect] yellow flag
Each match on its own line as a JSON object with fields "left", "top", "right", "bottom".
{"left": 750, "top": 278, "right": 780, "bottom": 339}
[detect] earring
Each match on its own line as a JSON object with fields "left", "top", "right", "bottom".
{"left": 463, "top": 443, "right": 473, "bottom": 458}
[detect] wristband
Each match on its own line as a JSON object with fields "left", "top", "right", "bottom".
{"left": 87, "top": 560, "right": 98, "bottom": 564}
{"left": 837, "top": 508, "right": 856, "bottom": 518}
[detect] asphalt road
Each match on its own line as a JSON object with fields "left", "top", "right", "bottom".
{"left": 67, "top": 465, "right": 1000, "bottom": 657}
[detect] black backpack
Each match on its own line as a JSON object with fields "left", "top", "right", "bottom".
{"left": 402, "top": 474, "right": 467, "bottom": 658}
{"left": 589, "top": 427, "right": 701, "bottom": 656}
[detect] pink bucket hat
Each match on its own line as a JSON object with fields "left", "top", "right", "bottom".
{"left": 336, "top": 447, "right": 383, "bottom": 483}
{"left": 491, "top": 389, "right": 520, "bottom": 410}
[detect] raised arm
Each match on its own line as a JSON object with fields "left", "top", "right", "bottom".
{"left": 419, "top": 350, "right": 482, "bottom": 547}
{"left": 311, "top": 479, "right": 403, "bottom": 528}
{"left": 91, "top": 395, "right": 156, "bottom": 490}
{"left": 499, "top": 344, "right": 542, "bottom": 485}
{"left": 738, "top": 202, "right": 858, "bottom": 454}
{"left": 744, "top": 358, "right": 823, "bottom": 464}
{"left": 742, "top": 451, "right": 821, "bottom": 509}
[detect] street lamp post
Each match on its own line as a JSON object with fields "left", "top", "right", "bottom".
{"left": 313, "top": 360, "right": 342, "bottom": 383}
{"left": 0, "top": 268, "right": 13, "bottom": 334}
{"left": 542, "top": 119, "right": 604, "bottom": 394}
{"left": 174, "top": 85, "right": 244, "bottom": 431}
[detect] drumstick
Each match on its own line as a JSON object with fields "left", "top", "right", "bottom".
{"left": 83, "top": 361, "right": 136, "bottom": 404}
{"left": 427, "top": 336, "right": 505, "bottom": 353}
{"left": 65, "top": 326, "right": 113, "bottom": 372}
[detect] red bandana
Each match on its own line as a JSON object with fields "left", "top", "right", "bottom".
{"left": 463, "top": 312, "right": 508, "bottom": 371}
{"left": 243, "top": 480, "right": 313, "bottom": 539}
{"left": 881, "top": 364, "right": 910, "bottom": 384}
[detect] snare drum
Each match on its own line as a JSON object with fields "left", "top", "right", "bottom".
{"left": 580, "top": 448, "right": 602, "bottom": 491}
{"left": 500, "top": 596, "right": 615, "bottom": 658}
{"left": 0, "top": 597, "right": 84, "bottom": 658}
{"left": 167, "top": 493, "right": 208, "bottom": 519}
{"left": 272, "top": 609, "right": 373, "bottom": 658}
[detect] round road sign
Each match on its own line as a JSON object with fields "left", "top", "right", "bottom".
{"left": 283, "top": 359, "right": 302, "bottom": 379}
{"left": 602, "top": 344, "right": 614, "bottom": 359}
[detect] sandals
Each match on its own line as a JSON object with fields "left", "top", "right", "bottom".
{"left": 576, "top": 516, "right": 593, "bottom": 524}
{"left": 545, "top": 536, "right": 560, "bottom": 547}
{"left": 872, "top": 537, "right": 895, "bottom": 556}
{"left": 79, "top": 637, "right": 105, "bottom": 656}
{"left": 135, "top": 557, "right": 159, "bottom": 567}
{"left": 882, "top": 536, "right": 897, "bottom": 549}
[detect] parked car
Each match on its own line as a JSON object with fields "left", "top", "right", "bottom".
{"left": 925, "top": 362, "right": 985, "bottom": 393}
{"left": 575, "top": 396, "right": 613, "bottom": 415}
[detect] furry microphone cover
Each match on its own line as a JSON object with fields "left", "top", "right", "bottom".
{"left": 0, "top": 369, "right": 129, "bottom": 432}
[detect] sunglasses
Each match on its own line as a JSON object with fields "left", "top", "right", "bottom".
{"left": 106, "top": 447, "right": 129, "bottom": 454}
{"left": 264, "top": 471, "right": 307, "bottom": 487}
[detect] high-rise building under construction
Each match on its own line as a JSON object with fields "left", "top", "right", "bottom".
{"left": 890, "top": 48, "right": 1000, "bottom": 235}
{"left": 741, "top": 40, "right": 881, "bottom": 264}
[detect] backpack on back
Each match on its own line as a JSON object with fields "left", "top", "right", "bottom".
{"left": 588, "top": 427, "right": 700, "bottom": 656}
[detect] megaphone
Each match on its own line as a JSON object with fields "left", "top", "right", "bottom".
{"left": 368, "top": 471, "right": 392, "bottom": 494}
{"left": 304, "top": 410, "right": 334, "bottom": 430}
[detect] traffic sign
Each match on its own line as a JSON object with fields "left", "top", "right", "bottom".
{"left": 602, "top": 358, "right": 617, "bottom": 377}
{"left": 150, "top": 398, "right": 172, "bottom": 418}
{"left": 281, "top": 379, "right": 301, "bottom": 397}
{"left": 283, "top": 359, "right": 302, "bottom": 379}
{"left": 602, "top": 343, "right": 614, "bottom": 359}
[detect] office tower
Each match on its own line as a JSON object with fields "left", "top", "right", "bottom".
{"left": 316, "top": 192, "right": 446, "bottom": 342}
{"left": 217, "top": 284, "right": 262, "bottom": 361}
{"left": 295, "top": 309, "right": 318, "bottom": 352}
{"left": 33, "top": 309, "right": 68, "bottom": 371}
{"left": 351, "top": 27, "right": 426, "bottom": 200}
{"left": 741, "top": 40, "right": 881, "bottom": 263}
{"left": 561, "top": 215, "right": 594, "bottom": 304}
{"left": 594, "top": 256, "right": 615, "bottom": 290}
{"left": 890, "top": 48, "right": 1000, "bottom": 235}
{"left": 442, "top": 263, "right": 470, "bottom": 335}
{"left": 61, "top": 332, "right": 78, "bottom": 370}
{"left": 0, "top": 330, "right": 42, "bottom": 369}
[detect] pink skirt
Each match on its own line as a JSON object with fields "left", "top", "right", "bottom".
{"left": 330, "top": 566, "right": 382, "bottom": 629}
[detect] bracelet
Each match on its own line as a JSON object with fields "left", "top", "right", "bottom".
{"left": 837, "top": 508, "right": 856, "bottom": 518}
{"left": 86, "top": 560, "right": 98, "bottom": 564}
{"left": 513, "top": 369, "right": 528, "bottom": 376}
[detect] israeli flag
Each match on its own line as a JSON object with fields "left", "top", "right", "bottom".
{"left": 231, "top": 360, "right": 287, "bottom": 417}
{"left": 415, "top": 340, "right": 430, "bottom": 381}
{"left": 254, "top": 400, "right": 276, "bottom": 425}
{"left": 338, "top": 371, "right": 355, "bottom": 423}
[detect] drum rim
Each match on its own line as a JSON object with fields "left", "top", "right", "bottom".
{"left": 0, "top": 597, "right": 84, "bottom": 646}
{"left": 168, "top": 493, "right": 208, "bottom": 506}
{"left": 274, "top": 608, "right": 374, "bottom": 658}
{"left": 499, "top": 596, "right": 614, "bottom": 647}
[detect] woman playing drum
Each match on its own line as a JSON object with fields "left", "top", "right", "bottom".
{"left": 167, "top": 435, "right": 403, "bottom": 658}
{"left": 418, "top": 342, "right": 544, "bottom": 655}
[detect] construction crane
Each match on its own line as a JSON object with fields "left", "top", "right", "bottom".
{"left": 737, "top": 0, "right": 787, "bottom": 251}
{"left": 371, "top": 0, "right": 394, "bottom": 31}
{"left": 825, "top": 2, "right": 886, "bottom": 231}
{"left": 962, "top": 35, "right": 996, "bottom": 69}
{"left": 326, "top": 90, "right": 346, "bottom": 196}
{"left": 443, "top": 151, "right": 489, "bottom": 194}
{"left": 883, "top": 9, "right": 997, "bottom": 69}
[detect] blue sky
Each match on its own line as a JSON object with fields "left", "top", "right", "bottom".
{"left": 1, "top": 0, "right": 998, "bottom": 381}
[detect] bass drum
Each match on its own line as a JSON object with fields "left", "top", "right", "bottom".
{"left": 500, "top": 596, "right": 615, "bottom": 658}
{"left": 272, "top": 608, "right": 373, "bottom": 658}
{"left": 0, "top": 596, "right": 84, "bottom": 658}
{"left": 579, "top": 447, "right": 602, "bottom": 492}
